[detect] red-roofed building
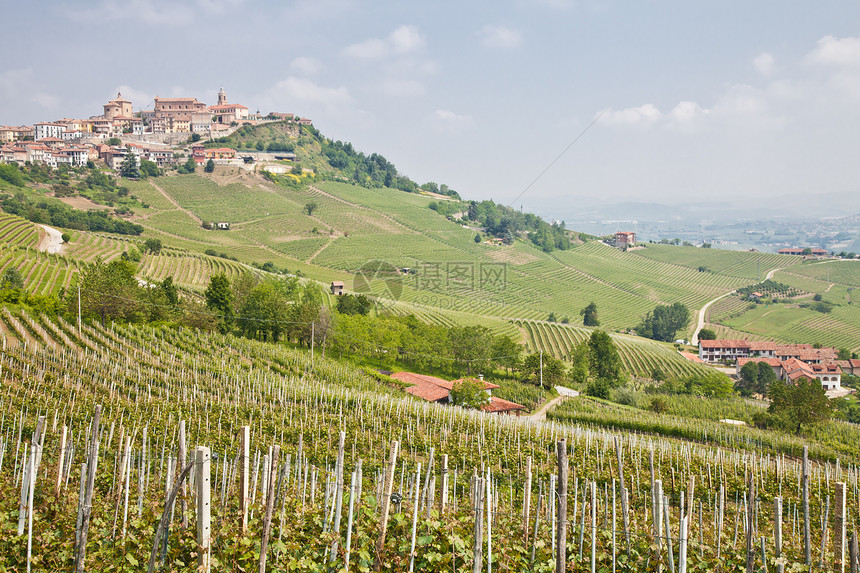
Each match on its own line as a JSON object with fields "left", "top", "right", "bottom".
{"left": 614, "top": 231, "right": 636, "bottom": 249}
{"left": 737, "top": 357, "right": 842, "bottom": 390}
{"left": 390, "top": 372, "right": 523, "bottom": 415}
{"left": 700, "top": 339, "right": 835, "bottom": 364}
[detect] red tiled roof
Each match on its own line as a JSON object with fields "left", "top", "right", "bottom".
{"left": 749, "top": 341, "right": 777, "bottom": 351}
{"left": 700, "top": 340, "right": 752, "bottom": 349}
{"left": 482, "top": 397, "right": 526, "bottom": 413}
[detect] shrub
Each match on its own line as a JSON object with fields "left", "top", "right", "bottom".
{"left": 585, "top": 378, "right": 611, "bottom": 399}
{"left": 649, "top": 396, "right": 669, "bottom": 414}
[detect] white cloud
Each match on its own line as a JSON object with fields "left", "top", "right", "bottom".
{"left": 806, "top": 35, "right": 860, "bottom": 67}
{"left": 343, "top": 25, "right": 425, "bottom": 60}
{"left": 65, "top": 0, "right": 246, "bottom": 25}
{"left": 343, "top": 38, "right": 388, "bottom": 59}
{"left": 290, "top": 57, "right": 322, "bottom": 75}
{"left": 479, "top": 25, "right": 523, "bottom": 49}
{"left": 753, "top": 52, "right": 775, "bottom": 76}
{"left": 669, "top": 101, "right": 708, "bottom": 126}
{"left": 598, "top": 104, "right": 662, "bottom": 126}
{"left": 389, "top": 25, "right": 425, "bottom": 54}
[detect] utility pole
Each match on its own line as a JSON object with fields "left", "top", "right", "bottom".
{"left": 540, "top": 349, "right": 543, "bottom": 389}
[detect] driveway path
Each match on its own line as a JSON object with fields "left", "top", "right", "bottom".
{"left": 37, "top": 224, "right": 64, "bottom": 254}
{"left": 530, "top": 386, "right": 579, "bottom": 421}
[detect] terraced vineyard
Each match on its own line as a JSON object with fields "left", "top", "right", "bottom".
{"left": 0, "top": 245, "right": 78, "bottom": 296}
{"left": 0, "top": 317, "right": 856, "bottom": 571}
{"left": 515, "top": 319, "right": 712, "bottom": 379}
{"left": 632, "top": 244, "right": 802, "bottom": 280}
{"left": 0, "top": 212, "right": 39, "bottom": 247}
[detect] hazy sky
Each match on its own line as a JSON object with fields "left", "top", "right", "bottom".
{"left": 2, "top": 0, "right": 859, "bottom": 214}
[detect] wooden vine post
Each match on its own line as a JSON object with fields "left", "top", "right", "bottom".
{"left": 803, "top": 446, "right": 811, "bottom": 567}
{"left": 745, "top": 478, "right": 756, "bottom": 573}
{"left": 614, "top": 437, "right": 631, "bottom": 551}
{"left": 523, "top": 456, "right": 532, "bottom": 543}
{"left": 374, "top": 439, "right": 399, "bottom": 571}
{"left": 259, "top": 444, "right": 280, "bottom": 573}
{"left": 836, "top": 482, "right": 846, "bottom": 573}
{"left": 472, "top": 477, "right": 484, "bottom": 573}
{"left": 240, "top": 426, "right": 250, "bottom": 533}
{"left": 74, "top": 405, "right": 101, "bottom": 573}
{"left": 196, "top": 446, "right": 211, "bottom": 573}
{"left": 556, "top": 439, "right": 568, "bottom": 573}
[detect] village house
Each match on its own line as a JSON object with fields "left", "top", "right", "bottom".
{"left": 209, "top": 87, "right": 249, "bottom": 124}
{"left": 34, "top": 122, "right": 66, "bottom": 140}
{"left": 737, "top": 356, "right": 843, "bottom": 391}
{"left": 330, "top": 281, "right": 344, "bottom": 295}
{"left": 778, "top": 248, "right": 828, "bottom": 256}
{"left": 390, "top": 372, "right": 527, "bottom": 415}
{"left": 614, "top": 231, "right": 636, "bottom": 249}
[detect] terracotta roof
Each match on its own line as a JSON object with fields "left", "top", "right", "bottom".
{"left": 404, "top": 382, "right": 450, "bottom": 402}
{"left": 700, "top": 340, "right": 752, "bottom": 349}
{"left": 331, "top": 281, "right": 344, "bottom": 287}
{"left": 209, "top": 104, "right": 248, "bottom": 111}
{"left": 749, "top": 341, "right": 777, "bottom": 351}
{"left": 481, "top": 397, "right": 526, "bottom": 413}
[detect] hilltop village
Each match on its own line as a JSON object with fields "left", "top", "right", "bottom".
{"left": 0, "top": 88, "right": 308, "bottom": 170}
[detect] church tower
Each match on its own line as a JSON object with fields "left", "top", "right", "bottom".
{"left": 217, "top": 86, "right": 227, "bottom": 105}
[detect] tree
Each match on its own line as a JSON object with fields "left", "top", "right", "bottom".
{"left": 568, "top": 343, "right": 590, "bottom": 384}
{"left": 838, "top": 348, "right": 853, "bottom": 361}
{"left": 448, "top": 325, "right": 493, "bottom": 374}
{"left": 522, "top": 352, "right": 566, "bottom": 387}
{"left": 491, "top": 335, "right": 522, "bottom": 375}
{"left": 204, "top": 159, "right": 215, "bottom": 173}
{"left": 304, "top": 202, "right": 318, "bottom": 216}
{"left": 474, "top": 233, "right": 481, "bottom": 243}
{"left": 449, "top": 379, "right": 490, "bottom": 409}
{"left": 697, "top": 328, "right": 717, "bottom": 340}
{"left": 636, "top": 303, "right": 690, "bottom": 342}
{"left": 1, "top": 266, "right": 24, "bottom": 290}
{"left": 68, "top": 258, "right": 141, "bottom": 325}
{"left": 768, "top": 377, "right": 833, "bottom": 435}
{"left": 580, "top": 302, "right": 600, "bottom": 327}
{"left": 178, "top": 156, "right": 196, "bottom": 174}
{"left": 204, "top": 274, "right": 234, "bottom": 333}
{"left": 142, "top": 238, "right": 163, "bottom": 255}
{"left": 547, "top": 312, "right": 557, "bottom": 323}
{"left": 238, "top": 279, "right": 290, "bottom": 341}
{"left": 336, "top": 293, "right": 372, "bottom": 316}
{"left": 119, "top": 151, "right": 139, "bottom": 178}
{"left": 139, "top": 159, "right": 159, "bottom": 178}
{"left": 106, "top": 137, "right": 121, "bottom": 146}
{"left": 587, "top": 330, "right": 624, "bottom": 385}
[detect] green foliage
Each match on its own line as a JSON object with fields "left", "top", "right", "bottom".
{"left": 522, "top": 352, "right": 566, "bottom": 387}
{"left": 474, "top": 232, "right": 481, "bottom": 243}
{"left": 649, "top": 395, "right": 669, "bottom": 413}
{"left": 697, "top": 328, "right": 716, "bottom": 340}
{"left": 336, "top": 293, "right": 371, "bottom": 316}
{"left": 119, "top": 151, "right": 139, "bottom": 178}
{"left": 769, "top": 377, "right": 834, "bottom": 435}
{"left": 141, "top": 238, "right": 163, "bottom": 254}
{"left": 67, "top": 258, "right": 142, "bottom": 324}
{"left": 580, "top": 301, "right": 600, "bottom": 326}
{"left": 304, "top": 202, "right": 318, "bottom": 216}
{"left": 585, "top": 377, "right": 611, "bottom": 399}
{"left": 177, "top": 156, "right": 196, "bottom": 174}
{"left": 449, "top": 378, "right": 490, "bottom": 409}
{"left": 1, "top": 266, "right": 25, "bottom": 290}
{"left": 587, "top": 330, "right": 624, "bottom": 385}
{"left": 1, "top": 194, "right": 143, "bottom": 235}
{"left": 106, "top": 137, "right": 121, "bottom": 146}
{"left": 204, "top": 159, "right": 215, "bottom": 173}
{"left": 636, "top": 302, "right": 690, "bottom": 342}
{"left": 0, "top": 163, "right": 27, "bottom": 187}
{"left": 204, "top": 274, "right": 234, "bottom": 333}
{"left": 736, "top": 361, "right": 777, "bottom": 396}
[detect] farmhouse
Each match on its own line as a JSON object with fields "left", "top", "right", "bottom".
{"left": 614, "top": 231, "right": 636, "bottom": 249}
{"left": 738, "top": 356, "right": 843, "bottom": 391}
{"left": 390, "top": 372, "right": 526, "bottom": 415}
{"left": 778, "top": 248, "right": 828, "bottom": 256}
{"left": 330, "top": 281, "right": 344, "bottom": 295}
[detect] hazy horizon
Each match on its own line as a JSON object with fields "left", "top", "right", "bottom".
{"left": 2, "top": 0, "right": 860, "bottom": 215}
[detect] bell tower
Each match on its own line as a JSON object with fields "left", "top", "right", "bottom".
{"left": 217, "top": 86, "right": 227, "bottom": 105}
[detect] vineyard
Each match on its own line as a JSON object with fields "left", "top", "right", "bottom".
{"left": 0, "top": 318, "right": 857, "bottom": 571}
{"left": 515, "top": 319, "right": 712, "bottom": 379}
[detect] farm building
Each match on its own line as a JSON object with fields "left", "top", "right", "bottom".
{"left": 738, "top": 357, "right": 843, "bottom": 391}
{"left": 330, "top": 281, "right": 344, "bottom": 295}
{"left": 699, "top": 340, "right": 837, "bottom": 364}
{"left": 390, "top": 372, "right": 526, "bottom": 415}
{"left": 778, "top": 248, "right": 828, "bottom": 256}
{"left": 614, "top": 231, "right": 636, "bottom": 249}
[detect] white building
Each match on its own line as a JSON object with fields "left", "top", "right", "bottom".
{"left": 34, "top": 122, "right": 65, "bottom": 140}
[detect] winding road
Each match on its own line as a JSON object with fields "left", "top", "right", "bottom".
{"left": 691, "top": 266, "right": 785, "bottom": 345}
{"left": 37, "top": 224, "right": 64, "bottom": 254}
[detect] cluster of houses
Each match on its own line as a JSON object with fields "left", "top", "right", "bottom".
{"left": 778, "top": 247, "right": 829, "bottom": 256}
{"left": 0, "top": 87, "right": 311, "bottom": 171}
{"left": 389, "top": 371, "right": 527, "bottom": 415}
{"left": 698, "top": 339, "right": 858, "bottom": 391}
